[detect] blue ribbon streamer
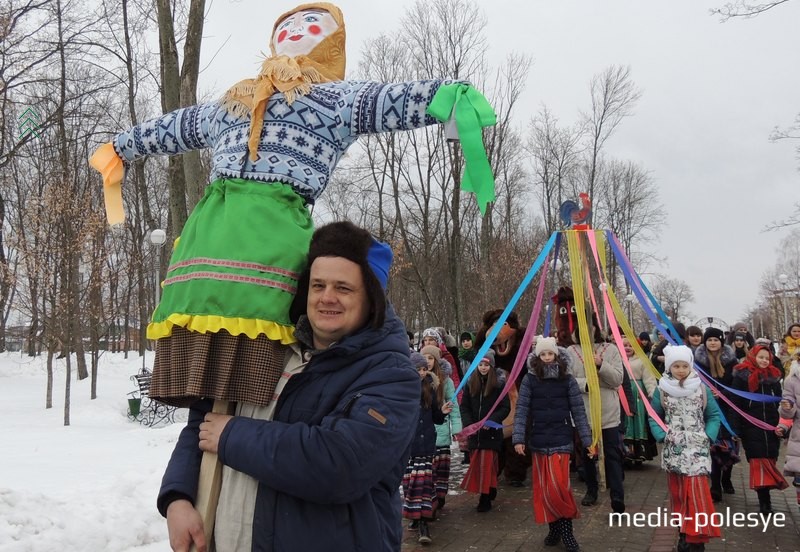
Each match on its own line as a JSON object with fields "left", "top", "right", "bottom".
{"left": 606, "top": 232, "right": 737, "bottom": 436}
{"left": 606, "top": 232, "right": 779, "bottom": 403}
{"left": 454, "top": 232, "right": 558, "bottom": 396}
{"left": 543, "top": 232, "right": 562, "bottom": 338}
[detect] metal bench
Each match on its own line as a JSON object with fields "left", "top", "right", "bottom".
{"left": 127, "top": 367, "right": 177, "bottom": 427}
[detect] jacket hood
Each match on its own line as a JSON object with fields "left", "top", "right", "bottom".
{"left": 693, "top": 343, "right": 736, "bottom": 369}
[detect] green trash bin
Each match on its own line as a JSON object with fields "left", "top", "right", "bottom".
{"left": 128, "top": 397, "right": 142, "bottom": 418}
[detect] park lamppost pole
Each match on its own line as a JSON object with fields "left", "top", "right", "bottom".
{"left": 150, "top": 229, "right": 167, "bottom": 303}
{"left": 143, "top": 229, "right": 167, "bottom": 370}
{"left": 779, "top": 273, "right": 789, "bottom": 334}
{"left": 625, "top": 293, "right": 634, "bottom": 327}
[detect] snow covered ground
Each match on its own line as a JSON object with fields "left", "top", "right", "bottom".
{"left": 0, "top": 351, "right": 184, "bottom": 551}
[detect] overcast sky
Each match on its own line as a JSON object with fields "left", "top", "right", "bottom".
{"left": 196, "top": 0, "right": 800, "bottom": 328}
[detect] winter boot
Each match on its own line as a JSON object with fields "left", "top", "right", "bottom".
{"left": 408, "top": 519, "right": 419, "bottom": 530}
{"left": 418, "top": 520, "right": 432, "bottom": 545}
{"left": 477, "top": 493, "right": 492, "bottom": 512}
{"left": 488, "top": 487, "right": 497, "bottom": 500}
{"left": 581, "top": 490, "right": 597, "bottom": 506}
{"left": 559, "top": 518, "right": 581, "bottom": 552}
{"left": 721, "top": 469, "right": 735, "bottom": 494}
{"left": 757, "top": 489, "right": 773, "bottom": 515}
{"left": 437, "top": 496, "right": 446, "bottom": 510}
{"left": 676, "top": 532, "right": 689, "bottom": 552}
{"left": 543, "top": 522, "right": 560, "bottom": 546}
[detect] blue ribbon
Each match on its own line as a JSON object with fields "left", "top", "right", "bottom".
{"left": 543, "top": 232, "right": 562, "bottom": 338}
{"left": 454, "top": 232, "right": 558, "bottom": 396}
{"left": 606, "top": 232, "right": 737, "bottom": 436}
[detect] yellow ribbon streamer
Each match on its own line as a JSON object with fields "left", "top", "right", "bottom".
{"left": 567, "top": 230, "right": 602, "bottom": 446}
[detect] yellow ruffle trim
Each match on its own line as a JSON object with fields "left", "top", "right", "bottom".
{"left": 147, "top": 313, "right": 296, "bottom": 344}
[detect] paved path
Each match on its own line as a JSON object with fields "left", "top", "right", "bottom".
{"left": 402, "top": 450, "right": 800, "bottom": 552}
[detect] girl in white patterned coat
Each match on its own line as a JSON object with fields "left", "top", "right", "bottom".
{"left": 649, "top": 345, "right": 722, "bottom": 552}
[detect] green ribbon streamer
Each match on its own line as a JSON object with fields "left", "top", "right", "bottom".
{"left": 427, "top": 83, "right": 497, "bottom": 215}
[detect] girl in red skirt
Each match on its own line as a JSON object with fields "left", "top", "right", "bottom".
{"left": 731, "top": 344, "right": 788, "bottom": 514}
{"left": 459, "top": 350, "right": 510, "bottom": 512}
{"left": 512, "top": 337, "right": 592, "bottom": 552}
{"left": 649, "top": 345, "right": 722, "bottom": 552}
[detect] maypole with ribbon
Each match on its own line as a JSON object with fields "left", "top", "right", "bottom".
{"left": 455, "top": 191, "right": 785, "bottom": 507}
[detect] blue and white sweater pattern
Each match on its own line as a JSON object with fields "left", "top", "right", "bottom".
{"left": 113, "top": 79, "right": 450, "bottom": 203}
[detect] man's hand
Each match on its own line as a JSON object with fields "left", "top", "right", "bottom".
{"left": 166, "top": 499, "right": 206, "bottom": 552}
{"left": 198, "top": 413, "right": 233, "bottom": 454}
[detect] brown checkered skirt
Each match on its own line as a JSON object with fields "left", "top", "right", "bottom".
{"left": 150, "top": 327, "right": 287, "bottom": 408}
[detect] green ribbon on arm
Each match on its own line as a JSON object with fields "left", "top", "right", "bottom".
{"left": 427, "top": 83, "right": 497, "bottom": 215}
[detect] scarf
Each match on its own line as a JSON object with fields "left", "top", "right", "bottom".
{"left": 734, "top": 345, "right": 782, "bottom": 392}
{"left": 658, "top": 372, "right": 702, "bottom": 398}
{"left": 220, "top": 2, "right": 346, "bottom": 161}
{"left": 786, "top": 335, "right": 800, "bottom": 354}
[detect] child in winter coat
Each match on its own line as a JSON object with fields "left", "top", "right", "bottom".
{"left": 421, "top": 327, "right": 461, "bottom": 401}
{"left": 513, "top": 337, "right": 593, "bottom": 552}
{"left": 459, "top": 349, "right": 510, "bottom": 512}
{"left": 778, "top": 356, "right": 800, "bottom": 510}
{"left": 694, "top": 327, "right": 739, "bottom": 502}
{"left": 732, "top": 345, "right": 788, "bottom": 514}
{"left": 403, "top": 352, "right": 452, "bottom": 545}
{"left": 421, "top": 345, "right": 463, "bottom": 512}
{"left": 649, "top": 345, "right": 722, "bottom": 552}
{"left": 778, "top": 324, "right": 800, "bottom": 373}
{"left": 622, "top": 335, "right": 658, "bottom": 464}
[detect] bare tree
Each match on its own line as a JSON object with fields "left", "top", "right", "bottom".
{"left": 526, "top": 106, "right": 585, "bottom": 235}
{"left": 155, "top": 0, "right": 206, "bottom": 231}
{"left": 711, "top": 0, "right": 792, "bottom": 20}
{"left": 653, "top": 276, "right": 695, "bottom": 321}
{"left": 582, "top": 65, "right": 641, "bottom": 202}
{"left": 595, "top": 159, "right": 665, "bottom": 295}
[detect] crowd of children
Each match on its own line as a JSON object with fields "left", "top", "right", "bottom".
{"left": 399, "top": 323, "right": 800, "bottom": 550}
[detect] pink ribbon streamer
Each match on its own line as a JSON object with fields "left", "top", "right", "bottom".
{"left": 585, "top": 231, "right": 667, "bottom": 432}
{"left": 458, "top": 257, "right": 549, "bottom": 439}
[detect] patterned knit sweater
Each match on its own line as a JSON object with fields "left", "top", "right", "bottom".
{"left": 113, "top": 79, "right": 452, "bottom": 203}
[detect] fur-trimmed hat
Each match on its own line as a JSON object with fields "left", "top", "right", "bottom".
{"left": 306, "top": 221, "right": 392, "bottom": 289}
{"left": 420, "top": 345, "right": 441, "bottom": 360}
{"left": 703, "top": 327, "right": 725, "bottom": 345}
{"left": 479, "top": 349, "right": 496, "bottom": 368}
{"left": 534, "top": 336, "right": 559, "bottom": 357}
{"left": 290, "top": 221, "right": 391, "bottom": 328}
{"left": 664, "top": 344, "right": 694, "bottom": 372}
{"left": 410, "top": 352, "right": 428, "bottom": 370}
{"left": 421, "top": 328, "right": 443, "bottom": 346}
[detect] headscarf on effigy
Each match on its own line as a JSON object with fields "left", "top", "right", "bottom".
{"left": 220, "top": 2, "right": 346, "bottom": 161}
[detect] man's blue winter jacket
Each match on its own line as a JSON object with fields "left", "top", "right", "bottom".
{"left": 158, "top": 305, "right": 420, "bottom": 551}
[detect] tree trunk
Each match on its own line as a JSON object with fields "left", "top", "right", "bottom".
{"left": 64, "top": 351, "right": 71, "bottom": 426}
{"left": 156, "top": 0, "right": 188, "bottom": 231}
{"left": 46, "top": 350, "right": 53, "bottom": 409}
{"left": 180, "top": 0, "right": 207, "bottom": 211}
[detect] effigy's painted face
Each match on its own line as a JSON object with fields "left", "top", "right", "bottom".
{"left": 273, "top": 9, "right": 338, "bottom": 57}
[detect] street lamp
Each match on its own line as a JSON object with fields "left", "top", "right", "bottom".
{"left": 143, "top": 229, "right": 167, "bottom": 364}
{"left": 150, "top": 229, "right": 167, "bottom": 304}
{"left": 625, "top": 293, "right": 634, "bottom": 327}
{"left": 778, "top": 273, "right": 789, "bottom": 334}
